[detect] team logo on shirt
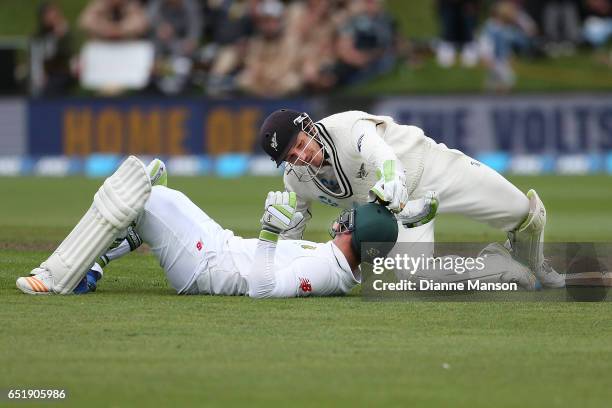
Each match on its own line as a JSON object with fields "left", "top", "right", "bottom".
{"left": 366, "top": 247, "right": 380, "bottom": 258}
{"left": 299, "top": 277, "right": 312, "bottom": 293}
{"left": 319, "top": 178, "right": 339, "bottom": 190}
{"left": 356, "top": 163, "right": 369, "bottom": 179}
{"left": 318, "top": 195, "right": 338, "bottom": 207}
{"left": 357, "top": 134, "right": 365, "bottom": 152}
{"left": 196, "top": 241, "right": 203, "bottom": 251}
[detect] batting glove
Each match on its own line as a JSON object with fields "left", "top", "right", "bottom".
{"left": 260, "top": 191, "right": 303, "bottom": 242}
{"left": 396, "top": 191, "right": 439, "bottom": 228}
{"left": 368, "top": 159, "right": 409, "bottom": 213}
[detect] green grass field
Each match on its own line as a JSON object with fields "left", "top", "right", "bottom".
{"left": 1, "top": 175, "right": 612, "bottom": 407}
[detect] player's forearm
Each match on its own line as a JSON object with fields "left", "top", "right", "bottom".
{"left": 247, "top": 231, "right": 280, "bottom": 298}
{"left": 252, "top": 191, "right": 302, "bottom": 297}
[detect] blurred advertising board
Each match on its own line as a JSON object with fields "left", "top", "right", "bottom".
{"left": 27, "top": 98, "right": 311, "bottom": 156}
{"left": 370, "top": 94, "right": 612, "bottom": 156}
{"left": 26, "top": 95, "right": 612, "bottom": 158}
{"left": 7, "top": 94, "right": 607, "bottom": 176}
{"left": 0, "top": 98, "right": 26, "bottom": 155}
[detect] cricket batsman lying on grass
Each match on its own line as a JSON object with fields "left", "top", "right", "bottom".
{"left": 16, "top": 156, "right": 402, "bottom": 297}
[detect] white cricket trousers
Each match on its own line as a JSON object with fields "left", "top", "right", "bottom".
{"left": 391, "top": 142, "right": 531, "bottom": 283}
{"left": 134, "top": 186, "right": 229, "bottom": 294}
{"left": 399, "top": 141, "right": 530, "bottom": 244}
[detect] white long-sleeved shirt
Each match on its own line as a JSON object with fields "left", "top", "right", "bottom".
{"left": 281, "top": 110, "right": 433, "bottom": 240}
{"left": 198, "top": 236, "right": 359, "bottom": 298}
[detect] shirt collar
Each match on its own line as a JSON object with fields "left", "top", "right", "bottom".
{"left": 329, "top": 242, "right": 360, "bottom": 284}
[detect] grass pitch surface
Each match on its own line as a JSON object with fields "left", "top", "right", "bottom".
{"left": 1, "top": 175, "right": 611, "bottom": 407}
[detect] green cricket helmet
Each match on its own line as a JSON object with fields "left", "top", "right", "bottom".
{"left": 330, "top": 203, "right": 398, "bottom": 263}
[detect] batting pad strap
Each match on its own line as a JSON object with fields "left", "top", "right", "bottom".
{"left": 126, "top": 227, "right": 143, "bottom": 250}
{"left": 259, "top": 230, "right": 279, "bottom": 243}
{"left": 48, "top": 156, "right": 151, "bottom": 294}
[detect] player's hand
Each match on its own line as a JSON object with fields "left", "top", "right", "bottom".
{"left": 396, "top": 191, "right": 439, "bottom": 228}
{"left": 368, "top": 159, "right": 409, "bottom": 213}
{"left": 260, "top": 191, "right": 304, "bottom": 238}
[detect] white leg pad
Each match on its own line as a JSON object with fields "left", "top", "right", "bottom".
{"left": 512, "top": 189, "right": 546, "bottom": 271}
{"left": 42, "top": 156, "right": 151, "bottom": 294}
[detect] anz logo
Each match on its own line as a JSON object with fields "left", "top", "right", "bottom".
{"left": 318, "top": 196, "right": 339, "bottom": 207}
{"left": 319, "top": 178, "right": 339, "bottom": 189}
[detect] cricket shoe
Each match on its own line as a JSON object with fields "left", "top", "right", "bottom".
{"left": 19, "top": 268, "right": 103, "bottom": 295}
{"left": 16, "top": 271, "right": 52, "bottom": 295}
{"left": 147, "top": 158, "right": 167, "bottom": 187}
{"left": 480, "top": 243, "right": 539, "bottom": 291}
{"left": 535, "top": 260, "right": 566, "bottom": 288}
{"left": 72, "top": 268, "right": 103, "bottom": 295}
{"left": 504, "top": 237, "right": 565, "bottom": 289}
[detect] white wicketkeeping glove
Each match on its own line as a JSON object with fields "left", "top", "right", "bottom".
{"left": 368, "top": 159, "right": 409, "bottom": 213}
{"left": 396, "top": 191, "right": 439, "bottom": 228}
{"left": 260, "top": 191, "right": 304, "bottom": 242}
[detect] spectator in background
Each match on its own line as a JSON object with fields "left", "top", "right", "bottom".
{"left": 286, "top": 0, "right": 348, "bottom": 92}
{"left": 505, "top": 0, "right": 539, "bottom": 55}
{"left": 149, "top": 0, "right": 201, "bottom": 57}
{"left": 202, "top": 0, "right": 255, "bottom": 47}
{"left": 436, "top": 0, "right": 480, "bottom": 67}
{"left": 236, "top": 0, "right": 304, "bottom": 97}
{"left": 334, "top": 0, "right": 398, "bottom": 85}
{"left": 31, "top": 1, "right": 74, "bottom": 95}
{"left": 148, "top": 0, "right": 202, "bottom": 94}
{"left": 79, "top": 0, "right": 148, "bottom": 40}
{"left": 203, "top": 0, "right": 256, "bottom": 95}
{"left": 583, "top": 0, "right": 612, "bottom": 48}
{"left": 541, "top": 0, "right": 582, "bottom": 56}
{"left": 479, "top": 1, "right": 534, "bottom": 92}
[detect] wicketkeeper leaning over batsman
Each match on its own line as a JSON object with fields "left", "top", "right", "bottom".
{"left": 258, "top": 109, "right": 564, "bottom": 289}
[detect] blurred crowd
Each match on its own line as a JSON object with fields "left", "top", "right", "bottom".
{"left": 31, "top": 0, "right": 612, "bottom": 96}
{"left": 439, "top": 0, "right": 612, "bottom": 91}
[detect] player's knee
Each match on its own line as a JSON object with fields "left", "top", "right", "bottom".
{"left": 489, "top": 189, "right": 531, "bottom": 232}
{"left": 146, "top": 185, "right": 171, "bottom": 205}
{"left": 507, "top": 192, "right": 532, "bottom": 230}
{"left": 138, "top": 186, "right": 171, "bottom": 221}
